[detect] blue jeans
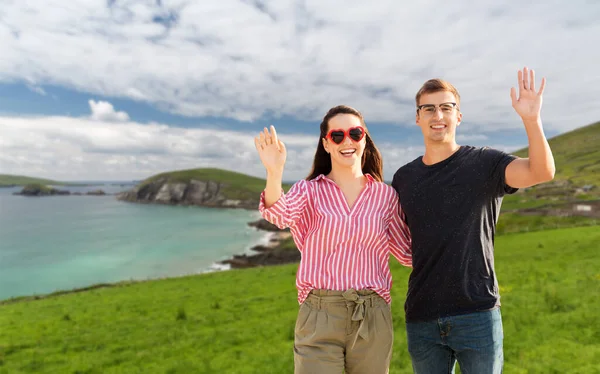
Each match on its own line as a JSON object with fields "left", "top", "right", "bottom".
{"left": 406, "top": 307, "right": 504, "bottom": 374}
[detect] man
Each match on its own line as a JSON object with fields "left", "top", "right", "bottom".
{"left": 391, "top": 67, "right": 555, "bottom": 373}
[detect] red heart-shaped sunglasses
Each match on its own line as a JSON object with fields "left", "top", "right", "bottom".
{"left": 326, "top": 126, "right": 365, "bottom": 144}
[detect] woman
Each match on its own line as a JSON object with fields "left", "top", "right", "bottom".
{"left": 254, "top": 105, "right": 412, "bottom": 373}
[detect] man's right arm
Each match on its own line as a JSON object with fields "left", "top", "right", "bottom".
{"left": 505, "top": 67, "right": 556, "bottom": 189}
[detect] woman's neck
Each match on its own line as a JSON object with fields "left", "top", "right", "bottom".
{"left": 327, "top": 164, "right": 364, "bottom": 187}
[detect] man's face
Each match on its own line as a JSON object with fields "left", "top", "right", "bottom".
{"left": 416, "top": 91, "right": 462, "bottom": 144}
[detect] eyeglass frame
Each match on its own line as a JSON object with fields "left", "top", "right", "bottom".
{"left": 416, "top": 102, "right": 460, "bottom": 116}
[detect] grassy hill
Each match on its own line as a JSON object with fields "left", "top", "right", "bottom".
{"left": 0, "top": 174, "right": 69, "bottom": 187}
{"left": 496, "top": 120, "right": 600, "bottom": 233}
{"left": 514, "top": 120, "right": 600, "bottom": 187}
{"left": 0, "top": 225, "right": 598, "bottom": 373}
{"left": 135, "top": 167, "right": 293, "bottom": 201}
{"left": 502, "top": 120, "right": 600, "bottom": 211}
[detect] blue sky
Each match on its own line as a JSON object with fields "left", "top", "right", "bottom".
{"left": 0, "top": 0, "right": 598, "bottom": 181}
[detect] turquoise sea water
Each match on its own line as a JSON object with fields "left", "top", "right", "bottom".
{"left": 0, "top": 184, "right": 266, "bottom": 301}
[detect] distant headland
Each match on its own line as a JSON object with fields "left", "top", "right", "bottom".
{"left": 115, "top": 167, "right": 292, "bottom": 210}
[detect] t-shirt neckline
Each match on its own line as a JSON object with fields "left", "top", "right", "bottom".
{"left": 418, "top": 145, "right": 466, "bottom": 169}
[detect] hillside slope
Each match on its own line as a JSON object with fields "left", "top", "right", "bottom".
{"left": 116, "top": 168, "right": 292, "bottom": 209}
{"left": 514, "top": 120, "right": 599, "bottom": 187}
{"left": 502, "top": 120, "right": 600, "bottom": 213}
{"left": 0, "top": 174, "right": 67, "bottom": 187}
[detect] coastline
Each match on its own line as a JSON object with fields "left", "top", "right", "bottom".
{"left": 219, "top": 231, "right": 294, "bottom": 269}
{"left": 202, "top": 230, "right": 275, "bottom": 273}
{"left": 205, "top": 218, "right": 297, "bottom": 271}
{"left": 0, "top": 195, "right": 297, "bottom": 303}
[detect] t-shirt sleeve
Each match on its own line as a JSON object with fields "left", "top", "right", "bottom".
{"left": 258, "top": 179, "right": 309, "bottom": 230}
{"left": 391, "top": 168, "right": 403, "bottom": 195}
{"left": 482, "top": 147, "right": 519, "bottom": 197}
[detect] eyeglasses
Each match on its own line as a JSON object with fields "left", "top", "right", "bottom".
{"left": 326, "top": 126, "right": 365, "bottom": 144}
{"left": 417, "top": 102, "right": 458, "bottom": 117}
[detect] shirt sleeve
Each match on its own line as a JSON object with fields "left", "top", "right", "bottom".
{"left": 482, "top": 147, "right": 519, "bottom": 196}
{"left": 387, "top": 191, "right": 412, "bottom": 267}
{"left": 258, "top": 179, "right": 309, "bottom": 230}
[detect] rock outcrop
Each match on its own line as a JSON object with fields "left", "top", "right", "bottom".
{"left": 86, "top": 189, "right": 107, "bottom": 196}
{"left": 13, "top": 184, "right": 108, "bottom": 197}
{"left": 13, "top": 184, "right": 70, "bottom": 196}
{"left": 116, "top": 178, "right": 257, "bottom": 209}
{"left": 247, "top": 218, "right": 289, "bottom": 232}
{"left": 220, "top": 232, "right": 300, "bottom": 269}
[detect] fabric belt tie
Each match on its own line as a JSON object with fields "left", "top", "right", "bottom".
{"left": 342, "top": 289, "right": 369, "bottom": 349}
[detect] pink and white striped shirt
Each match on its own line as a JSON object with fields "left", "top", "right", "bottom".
{"left": 259, "top": 174, "right": 412, "bottom": 304}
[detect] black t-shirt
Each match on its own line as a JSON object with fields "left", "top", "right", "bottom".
{"left": 391, "top": 145, "right": 518, "bottom": 322}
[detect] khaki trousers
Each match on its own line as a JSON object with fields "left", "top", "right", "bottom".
{"left": 293, "top": 289, "right": 394, "bottom": 374}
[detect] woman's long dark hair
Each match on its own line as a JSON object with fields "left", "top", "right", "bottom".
{"left": 306, "top": 105, "right": 383, "bottom": 182}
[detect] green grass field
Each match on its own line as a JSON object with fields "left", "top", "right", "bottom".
{"left": 1, "top": 225, "right": 598, "bottom": 373}
{"left": 496, "top": 213, "right": 598, "bottom": 235}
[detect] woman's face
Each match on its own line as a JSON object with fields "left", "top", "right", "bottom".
{"left": 322, "top": 113, "right": 366, "bottom": 169}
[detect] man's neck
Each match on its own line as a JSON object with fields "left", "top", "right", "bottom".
{"left": 422, "top": 141, "right": 461, "bottom": 165}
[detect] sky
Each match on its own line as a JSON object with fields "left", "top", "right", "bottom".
{"left": 0, "top": 0, "right": 598, "bottom": 182}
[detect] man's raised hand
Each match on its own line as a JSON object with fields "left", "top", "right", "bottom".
{"left": 510, "top": 66, "right": 546, "bottom": 122}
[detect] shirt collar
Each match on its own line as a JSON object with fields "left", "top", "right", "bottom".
{"left": 315, "top": 173, "right": 375, "bottom": 184}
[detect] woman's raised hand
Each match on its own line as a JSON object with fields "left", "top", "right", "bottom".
{"left": 254, "top": 125, "right": 287, "bottom": 175}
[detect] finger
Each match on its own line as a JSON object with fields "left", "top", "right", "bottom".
{"left": 263, "top": 127, "right": 272, "bottom": 145}
{"left": 278, "top": 139, "right": 286, "bottom": 153}
{"left": 510, "top": 87, "right": 517, "bottom": 105}
{"left": 538, "top": 77, "right": 546, "bottom": 95}
{"left": 270, "top": 125, "right": 279, "bottom": 149}
{"left": 522, "top": 67, "right": 529, "bottom": 91}
{"left": 530, "top": 69, "right": 536, "bottom": 91}
{"left": 254, "top": 136, "right": 262, "bottom": 151}
{"left": 259, "top": 131, "right": 266, "bottom": 146}
{"left": 518, "top": 69, "right": 524, "bottom": 92}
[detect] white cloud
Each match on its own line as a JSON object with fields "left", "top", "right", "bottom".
{"left": 0, "top": 112, "right": 319, "bottom": 181}
{"left": 0, "top": 0, "right": 598, "bottom": 133}
{"left": 0, "top": 108, "right": 424, "bottom": 181}
{"left": 88, "top": 100, "right": 130, "bottom": 122}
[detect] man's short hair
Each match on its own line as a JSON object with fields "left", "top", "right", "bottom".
{"left": 415, "top": 79, "right": 461, "bottom": 108}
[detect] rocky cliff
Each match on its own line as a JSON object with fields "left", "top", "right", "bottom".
{"left": 13, "top": 184, "right": 107, "bottom": 197}
{"left": 115, "top": 177, "right": 258, "bottom": 209}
